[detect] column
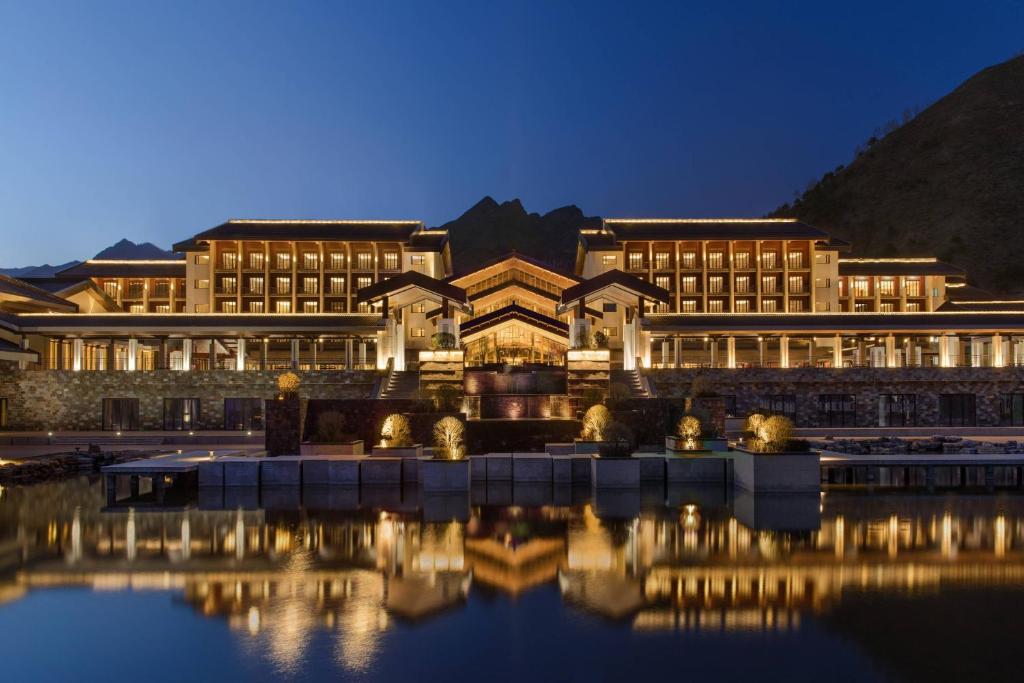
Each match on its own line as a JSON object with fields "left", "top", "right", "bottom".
{"left": 709, "top": 337, "right": 718, "bottom": 368}
{"left": 623, "top": 321, "right": 636, "bottom": 370}
{"left": 54, "top": 338, "right": 64, "bottom": 370}
{"left": 261, "top": 338, "right": 268, "bottom": 371}
{"left": 345, "top": 338, "right": 353, "bottom": 369}
{"left": 107, "top": 339, "right": 116, "bottom": 371}
{"left": 235, "top": 337, "right": 246, "bottom": 371}
{"left": 833, "top": 334, "right": 842, "bottom": 368}
{"left": 359, "top": 341, "right": 367, "bottom": 368}
{"left": 807, "top": 337, "right": 815, "bottom": 367}
{"left": 779, "top": 334, "right": 789, "bottom": 368}
{"left": 674, "top": 337, "right": 682, "bottom": 369}
{"left": 885, "top": 334, "right": 897, "bottom": 368}
{"left": 757, "top": 337, "right": 765, "bottom": 367}
{"left": 181, "top": 338, "right": 192, "bottom": 371}
{"left": 72, "top": 339, "right": 83, "bottom": 372}
{"left": 159, "top": 338, "right": 168, "bottom": 370}
{"left": 993, "top": 333, "right": 1006, "bottom": 368}
{"left": 970, "top": 336, "right": 983, "bottom": 368}
{"left": 661, "top": 340, "right": 670, "bottom": 368}
{"left": 127, "top": 338, "right": 138, "bottom": 371}
{"left": 290, "top": 338, "right": 300, "bottom": 369}
{"left": 726, "top": 336, "right": 736, "bottom": 369}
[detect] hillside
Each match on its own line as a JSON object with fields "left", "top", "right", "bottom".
{"left": 437, "top": 197, "right": 599, "bottom": 274}
{"left": 0, "top": 239, "right": 178, "bottom": 278}
{"left": 773, "top": 55, "right": 1024, "bottom": 294}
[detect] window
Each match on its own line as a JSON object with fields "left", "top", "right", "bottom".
{"left": 248, "top": 276, "right": 264, "bottom": 295}
{"left": 302, "top": 277, "right": 318, "bottom": 295}
{"left": 163, "top": 398, "right": 200, "bottom": 431}
{"left": 880, "top": 302, "right": 895, "bottom": 312}
{"left": 761, "top": 275, "right": 777, "bottom": 294}
{"left": 301, "top": 252, "right": 319, "bottom": 270}
{"left": 1000, "top": 393, "right": 1024, "bottom": 426}
{"left": 681, "top": 300, "right": 697, "bottom": 313}
{"left": 194, "top": 304, "right": 210, "bottom": 313}
{"left": 411, "top": 302, "right": 426, "bottom": 314}
{"left": 707, "top": 299, "right": 724, "bottom": 313}
{"left": 786, "top": 251, "right": 804, "bottom": 269}
{"left": 759, "top": 395, "right": 796, "bottom": 419}
{"left": 815, "top": 278, "right": 830, "bottom": 289}
{"left": 602, "top": 303, "right": 617, "bottom": 313}
{"left": 879, "top": 394, "right": 916, "bottom": 427}
{"left": 153, "top": 281, "right": 170, "bottom": 298}
{"left": 356, "top": 276, "right": 371, "bottom": 290}
{"left": 221, "top": 252, "right": 238, "bottom": 269}
{"left": 603, "top": 327, "right": 618, "bottom": 337}
{"left": 195, "top": 254, "right": 210, "bottom": 265}
{"left": 329, "top": 276, "right": 345, "bottom": 294}
{"left": 329, "top": 252, "right": 345, "bottom": 270}
{"left": 248, "top": 252, "right": 265, "bottom": 270}
{"left": 274, "top": 277, "right": 291, "bottom": 295}
{"left": 681, "top": 276, "right": 698, "bottom": 294}
{"left": 905, "top": 279, "right": 921, "bottom": 297}
{"left": 129, "top": 304, "right": 144, "bottom": 314}
{"left": 854, "top": 302, "right": 870, "bottom": 312}
{"left": 382, "top": 252, "right": 399, "bottom": 270}
{"left": 153, "top": 305, "right": 170, "bottom": 313}
{"left": 196, "top": 279, "right": 209, "bottom": 290}
{"left": 819, "top": 394, "right": 855, "bottom": 427}
{"left": 302, "top": 301, "right": 318, "bottom": 313}
{"left": 356, "top": 252, "right": 373, "bottom": 270}
{"left": 879, "top": 278, "right": 896, "bottom": 296}
{"left": 275, "top": 300, "right": 292, "bottom": 313}
{"left": 410, "top": 327, "right": 425, "bottom": 338}
{"left": 274, "top": 252, "right": 292, "bottom": 270}
{"left": 815, "top": 253, "right": 830, "bottom": 264}
{"left": 102, "top": 398, "right": 139, "bottom": 431}
{"left": 628, "top": 252, "right": 644, "bottom": 270}
{"left": 735, "top": 299, "right": 750, "bottom": 312}
{"left": 409, "top": 254, "right": 426, "bottom": 266}
{"left": 221, "top": 301, "right": 237, "bottom": 313}
{"left": 329, "top": 300, "right": 346, "bottom": 312}
{"left": 654, "top": 251, "right": 671, "bottom": 269}
{"left": 126, "top": 281, "right": 144, "bottom": 298}
{"left": 735, "top": 276, "right": 750, "bottom": 294}
{"left": 788, "top": 299, "right": 804, "bottom": 312}
{"left": 249, "top": 301, "right": 265, "bottom": 313}
{"left": 707, "top": 252, "right": 724, "bottom": 269}
{"left": 221, "top": 276, "right": 237, "bottom": 294}
{"left": 102, "top": 280, "right": 119, "bottom": 298}
{"left": 655, "top": 275, "right": 671, "bottom": 291}
{"left": 708, "top": 276, "right": 724, "bottom": 294}
{"left": 906, "top": 302, "right": 921, "bottom": 312}
{"left": 932, "top": 287, "right": 940, "bottom": 298}
{"left": 681, "top": 252, "right": 697, "bottom": 269}
{"left": 788, "top": 275, "right": 804, "bottom": 294}
{"left": 734, "top": 252, "right": 751, "bottom": 269}
{"left": 224, "top": 398, "right": 263, "bottom": 430}
{"left": 852, "top": 278, "right": 869, "bottom": 297}
{"left": 761, "top": 251, "right": 778, "bottom": 269}
{"left": 601, "top": 255, "right": 617, "bottom": 268}
{"left": 762, "top": 299, "right": 777, "bottom": 312}
{"left": 940, "top": 394, "right": 976, "bottom": 427}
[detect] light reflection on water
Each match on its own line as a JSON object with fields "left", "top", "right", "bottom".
{"left": 1, "top": 478, "right": 1024, "bottom": 681}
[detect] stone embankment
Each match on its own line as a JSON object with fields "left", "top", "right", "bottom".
{"left": 813, "top": 435, "right": 1018, "bottom": 455}
{"left": 0, "top": 450, "right": 146, "bottom": 485}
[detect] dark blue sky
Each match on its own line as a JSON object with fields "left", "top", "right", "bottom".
{"left": 1, "top": 1, "right": 1021, "bottom": 265}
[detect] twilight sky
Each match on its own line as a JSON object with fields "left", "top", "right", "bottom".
{"left": 1, "top": 1, "right": 1022, "bottom": 266}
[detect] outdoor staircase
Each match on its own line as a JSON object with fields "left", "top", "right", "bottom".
{"left": 611, "top": 368, "right": 652, "bottom": 398}
{"left": 379, "top": 370, "right": 421, "bottom": 399}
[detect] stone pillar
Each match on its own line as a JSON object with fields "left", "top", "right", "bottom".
{"left": 107, "top": 339, "right": 116, "bottom": 371}
{"left": 181, "top": 338, "right": 192, "bottom": 371}
{"left": 393, "top": 322, "right": 406, "bottom": 371}
{"left": 661, "top": 340, "right": 670, "bottom": 368}
{"left": 641, "top": 331, "right": 652, "bottom": 369}
{"left": 970, "top": 337, "right": 983, "bottom": 368}
{"left": 261, "top": 338, "right": 268, "bottom": 371}
{"left": 833, "top": 334, "right": 842, "bottom": 368}
{"left": 359, "top": 341, "right": 367, "bottom": 368}
{"left": 993, "top": 334, "right": 1006, "bottom": 368}
{"left": 779, "top": 335, "right": 789, "bottom": 368}
{"left": 674, "top": 337, "right": 682, "bottom": 369}
{"left": 127, "top": 338, "right": 138, "bottom": 371}
{"left": 345, "top": 339, "right": 353, "bottom": 369}
{"left": 54, "top": 338, "right": 64, "bottom": 371}
{"left": 757, "top": 337, "right": 765, "bottom": 367}
{"left": 709, "top": 337, "right": 718, "bottom": 368}
{"left": 623, "top": 321, "right": 636, "bottom": 370}
{"left": 72, "top": 339, "right": 83, "bottom": 372}
{"left": 885, "top": 334, "right": 897, "bottom": 368}
{"left": 290, "top": 338, "right": 300, "bottom": 369}
{"left": 726, "top": 336, "right": 736, "bottom": 369}
{"left": 235, "top": 338, "right": 246, "bottom": 371}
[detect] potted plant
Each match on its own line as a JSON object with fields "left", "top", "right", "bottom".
{"left": 731, "top": 414, "right": 819, "bottom": 492}
{"left": 421, "top": 416, "right": 470, "bottom": 492}
{"left": 299, "top": 411, "right": 364, "bottom": 456}
{"left": 666, "top": 414, "right": 710, "bottom": 454}
{"left": 575, "top": 404, "right": 611, "bottom": 454}
{"left": 371, "top": 413, "right": 422, "bottom": 458}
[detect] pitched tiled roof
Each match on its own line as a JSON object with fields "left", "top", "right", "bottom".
{"left": 356, "top": 271, "right": 468, "bottom": 306}
{"left": 838, "top": 258, "right": 965, "bottom": 278}
{"left": 559, "top": 269, "right": 671, "bottom": 306}
{"left": 172, "top": 219, "right": 426, "bottom": 251}
{"left": 56, "top": 260, "right": 186, "bottom": 279}
{"left": 0, "top": 274, "right": 77, "bottom": 311}
{"left": 601, "top": 218, "right": 832, "bottom": 241}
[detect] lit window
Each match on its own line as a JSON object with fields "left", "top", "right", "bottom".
{"left": 853, "top": 278, "right": 869, "bottom": 298}
{"left": 221, "top": 252, "right": 238, "bottom": 269}
{"left": 762, "top": 299, "right": 777, "bottom": 312}
{"left": 356, "top": 252, "right": 373, "bottom": 270}
{"left": 786, "top": 251, "right": 804, "bottom": 269}
{"left": 329, "top": 276, "right": 345, "bottom": 294}
{"left": 220, "top": 276, "right": 237, "bottom": 294}
{"left": 603, "top": 327, "right": 618, "bottom": 337}
{"left": 102, "top": 280, "right": 119, "bottom": 297}
{"left": 601, "top": 254, "right": 617, "bottom": 268}
{"left": 302, "top": 301, "right": 318, "bottom": 313}
{"left": 195, "top": 279, "right": 209, "bottom": 290}
{"left": 411, "top": 302, "right": 426, "bottom": 313}
{"left": 274, "top": 252, "right": 291, "bottom": 270}
{"left": 382, "top": 252, "right": 399, "bottom": 270}
{"left": 707, "top": 252, "right": 724, "bottom": 269}
{"left": 905, "top": 279, "right": 921, "bottom": 297}
{"left": 302, "top": 277, "right": 318, "bottom": 295}
{"left": 880, "top": 302, "right": 895, "bottom": 312}
{"left": 681, "top": 252, "right": 697, "bottom": 269}
{"left": 128, "top": 304, "right": 144, "bottom": 314}
{"left": 248, "top": 252, "right": 265, "bottom": 270}
{"left": 681, "top": 300, "right": 697, "bottom": 313}
{"left": 275, "top": 277, "right": 291, "bottom": 295}
{"left": 126, "top": 280, "right": 144, "bottom": 298}
{"left": 329, "top": 300, "right": 346, "bottom": 312}
{"left": 788, "top": 275, "right": 804, "bottom": 294}
{"left": 410, "top": 254, "right": 425, "bottom": 266}
{"left": 222, "top": 301, "right": 237, "bottom": 313}
{"left": 708, "top": 276, "right": 724, "bottom": 294}
{"left": 761, "top": 275, "right": 777, "bottom": 294}
{"left": 248, "top": 276, "right": 264, "bottom": 295}
{"left": 681, "top": 276, "right": 697, "bottom": 294}
{"left": 761, "top": 251, "right": 778, "bottom": 269}
{"left": 906, "top": 302, "right": 921, "bottom": 312}
{"left": 356, "top": 276, "right": 371, "bottom": 290}
{"left": 815, "top": 277, "right": 830, "bottom": 289}
{"left": 275, "top": 300, "right": 292, "bottom": 313}
{"left": 194, "top": 303, "right": 209, "bottom": 313}
{"left": 707, "top": 299, "right": 724, "bottom": 313}
{"left": 735, "top": 299, "right": 750, "bottom": 313}
{"left": 410, "top": 327, "right": 425, "bottom": 338}
{"left": 932, "top": 288, "right": 940, "bottom": 298}
{"left": 735, "top": 276, "right": 750, "bottom": 294}
{"left": 788, "top": 299, "right": 804, "bottom": 312}
{"left": 655, "top": 275, "right": 671, "bottom": 290}
{"left": 734, "top": 252, "right": 750, "bottom": 269}
{"left": 249, "top": 301, "right": 264, "bottom": 313}
{"left": 628, "top": 252, "right": 644, "bottom": 270}
{"left": 302, "top": 252, "right": 319, "bottom": 270}
{"left": 153, "top": 281, "right": 170, "bottom": 298}
{"left": 854, "top": 302, "right": 870, "bottom": 312}
{"left": 153, "top": 304, "right": 170, "bottom": 313}
{"left": 815, "top": 253, "right": 831, "bottom": 264}
{"left": 654, "top": 251, "right": 670, "bottom": 269}
{"left": 195, "top": 254, "right": 209, "bottom": 265}
{"left": 879, "top": 278, "right": 896, "bottom": 296}
{"left": 329, "top": 252, "right": 345, "bottom": 270}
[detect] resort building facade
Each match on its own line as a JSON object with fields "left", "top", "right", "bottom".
{"left": 2, "top": 214, "right": 1023, "bottom": 431}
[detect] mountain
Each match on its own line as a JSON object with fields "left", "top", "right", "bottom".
{"left": 437, "top": 196, "right": 600, "bottom": 275}
{"left": 0, "top": 262, "right": 82, "bottom": 278}
{"left": 773, "top": 55, "right": 1024, "bottom": 294}
{"left": 92, "top": 238, "right": 178, "bottom": 260}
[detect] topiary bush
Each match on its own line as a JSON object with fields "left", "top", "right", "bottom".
{"left": 581, "top": 404, "right": 612, "bottom": 441}
{"left": 433, "top": 416, "right": 465, "bottom": 459}
{"left": 277, "top": 371, "right": 300, "bottom": 396}
{"left": 432, "top": 383, "right": 462, "bottom": 412}
{"left": 676, "top": 414, "right": 702, "bottom": 450}
{"left": 430, "top": 332, "right": 457, "bottom": 350}
{"left": 599, "top": 422, "right": 635, "bottom": 458}
{"left": 380, "top": 413, "right": 413, "bottom": 448}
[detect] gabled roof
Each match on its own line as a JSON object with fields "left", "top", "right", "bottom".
{"left": 838, "top": 258, "right": 965, "bottom": 278}
{"left": 600, "top": 218, "right": 833, "bottom": 242}
{"left": 938, "top": 299, "right": 1024, "bottom": 312}
{"left": 356, "top": 271, "right": 471, "bottom": 312}
{"left": 558, "top": 269, "right": 670, "bottom": 314}
{"left": 172, "top": 219, "right": 427, "bottom": 252}
{"left": 0, "top": 274, "right": 78, "bottom": 312}
{"left": 56, "top": 259, "right": 186, "bottom": 279}
{"left": 460, "top": 303, "right": 568, "bottom": 340}
{"left": 450, "top": 251, "right": 581, "bottom": 284}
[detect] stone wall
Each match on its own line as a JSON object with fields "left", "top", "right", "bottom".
{"left": 0, "top": 363, "right": 378, "bottom": 430}
{"left": 647, "top": 367, "right": 1024, "bottom": 428}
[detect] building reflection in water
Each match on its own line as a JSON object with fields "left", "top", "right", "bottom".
{"left": 2, "top": 478, "right": 1024, "bottom": 671}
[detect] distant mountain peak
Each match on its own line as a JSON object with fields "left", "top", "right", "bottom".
{"left": 93, "top": 239, "right": 178, "bottom": 260}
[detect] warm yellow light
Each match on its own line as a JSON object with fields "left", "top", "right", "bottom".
{"left": 604, "top": 218, "right": 799, "bottom": 224}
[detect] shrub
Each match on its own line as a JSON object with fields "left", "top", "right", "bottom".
{"left": 676, "top": 414, "right": 702, "bottom": 450}
{"left": 573, "top": 330, "right": 594, "bottom": 350}
{"left": 277, "top": 371, "right": 300, "bottom": 396}
{"left": 580, "top": 387, "right": 607, "bottom": 411}
{"left": 312, "top": 411, "right": 347, "bottom": 443}
{"left": 581, "top": 404, "right": 612, "bottom": 441}
{"left": 750, "top": 414, "right": 794, "bottom": 453}
{"left": 433, "top": 416, "right": 465, "bottom": 459}
{"left": 688, "top": 373, "right": 717, "bottom": 398}
{"left": 599, "top": 422, "right": 634, "bottom": 458}
{"left": 433, "top": 383, "right": 462, "bottom": 412}
{"left": 744, "top": 413, "right": 767, "bottom": 435}
{"left": 593, "top": 329, "right": 609, "bottom": 349}
{"left": 431, "top": 332, "right": 457, "bottom": 350}
{"left": 608, "top": 382, "right": 632, "bottom": 409}
{"left": 380, "top": 413, "right": 413, "bottom": 448}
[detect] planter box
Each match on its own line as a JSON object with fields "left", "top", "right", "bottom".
{"left": 703, "top": 438, "right": 730, "bottom": 452}
{"left": 731, "top": 448, "right": 820, "bottom": 493}
{"left": 638, "top": 454, "right": 666, "bottom": 481}
{"left": 666, "top": 435, "right": 729, "bottom": 453}
{"left": 198, "top": 460, "right": 224, "bottom": 487}
{"left": 553, "top": 456, "right": 573, "bottom": 484}
{"left": 484, "top": 454, "right": 513, "bottom": 481}
{"left": 420, "top": 458, "right": 470, "bottom": 493}
{"left": 302, "top": 457, "right": 360, "bottom": 486}
{"left": 574, "top": 440, "right": 608, "bottom": 455}
{"left": 513, "top": 454, "right": 552, "bottom": 483}
{"left": 590, "top": 456, "right": 640, "bottom": 489}
{"left": 666, "top": 453, "right": 728, "bottom": 484}
{"left": 371, "top": 445, "right": 423, "bottom": 459}
{"left": 222, "top": 458, "right": 261, "bottom": 486}
{"left": 361, "top": 457, "right": 402, "bottom": 486}
{"left": 261, "top": 456, "right": 302, "bottom": 486}
{"left": 300, "top": 440, "right": 364, "bottom": 456}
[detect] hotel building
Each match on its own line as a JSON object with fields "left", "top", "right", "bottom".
{"left": 2, "top": 215, "right": 1023, "bottom": 431}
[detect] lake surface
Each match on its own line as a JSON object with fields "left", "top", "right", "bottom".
{"left": 1, "top": 478, "right": 1022, "bottom": 682}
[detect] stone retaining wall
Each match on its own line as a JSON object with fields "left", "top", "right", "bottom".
{"left": 0, "top": 363, "right": 378, "bottom": 430}
{"left": 648, "top": 367, "right": 1024, "bottom": 428}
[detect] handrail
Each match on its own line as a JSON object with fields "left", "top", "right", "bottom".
{"left": 372, "top": 357, "right": 395, "bottom": 398}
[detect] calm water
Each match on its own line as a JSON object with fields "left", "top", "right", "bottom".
{"left": 1, "top": 478, "right": 1022, "bottom": 682}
